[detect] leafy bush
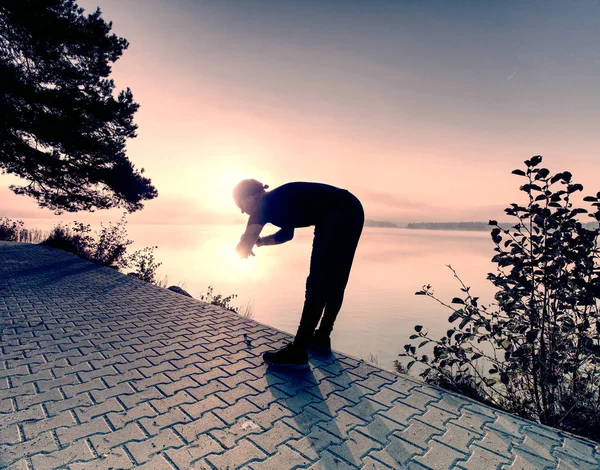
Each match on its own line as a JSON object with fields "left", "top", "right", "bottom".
{"left": 199, "top": 286, "right": 238, "bottom": 312}
{"left": 0, "top": 218, "right": 50, "bottom": 243}
{"left": 41, "top": 216, "right": 161, "bottom": 283}
{"left": 0, "top": 217, "right": 24, "bottom": 241}
{"left": 197, "top": 286, "right": 254, "bottom": 318}
{"left": 127, "top": 246, "right": 162, "bottom": 284}
{"left": 93, "top": 217, "right": 132, "bottom": 269}
{"left": 42, "top": 223, "right": 92, "bottom": 257}
{"left": 399, "top": 156, "right": 600, "bottom": 441}
{"left": 17, "top": 227, "right": 46, "bottom": 243}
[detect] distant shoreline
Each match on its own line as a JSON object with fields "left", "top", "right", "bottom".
{"left": 366, "top": 220, "right": 599, "bottom": 231}
{"left": 365, "top": 219, "right": 492, "bottom": 231}
{"left": 405, "top": 222, "right": 491, "bottom": 231}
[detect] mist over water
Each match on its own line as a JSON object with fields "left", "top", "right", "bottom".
{"left": 123, "top": 225, "right": 499, "bottom": 370}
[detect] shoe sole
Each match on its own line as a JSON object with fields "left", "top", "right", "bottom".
{"left": 264, "top": 359, "right": 310, "bottom": 369}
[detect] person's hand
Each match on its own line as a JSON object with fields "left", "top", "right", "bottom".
{"left": 255, "top": 237, "right": 263, "bottom": 247}
{"left": 236, "top": 242, "right": 255, "bottom": 259}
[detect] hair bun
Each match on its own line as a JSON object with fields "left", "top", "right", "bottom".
{"left": 263, "top": 184, "right": 269, "bottom": 189}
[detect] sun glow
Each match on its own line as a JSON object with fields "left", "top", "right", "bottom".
{"left": 196, "top": 231, "right": 272, "bottom": 282}
{"left": 205, "top": 166, "right": 272, "bottom": 214}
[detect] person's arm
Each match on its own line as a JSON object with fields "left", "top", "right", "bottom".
{"left": 236, "top": 223, "right": 263, "bottom": 258}
{"left": 257, "top": 228, "right": 294, "bottom": 246}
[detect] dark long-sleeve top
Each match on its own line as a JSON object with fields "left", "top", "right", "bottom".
{"left": 247, "top": 182, "right": 347, "bottom": 242}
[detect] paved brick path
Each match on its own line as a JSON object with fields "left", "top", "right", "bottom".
{"left": 1, "top": 242, "right": 599, "bottom": 469}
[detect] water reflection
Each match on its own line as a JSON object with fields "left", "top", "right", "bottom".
{"left": 127, "top": 225, "right": 499, "bottom": 371}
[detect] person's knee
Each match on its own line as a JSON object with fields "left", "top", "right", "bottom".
{"left": 305, "top": 273, "right": 321, "bottom": 291}
{"left": 325, "top": 294, "right": 344, "bottom": 311}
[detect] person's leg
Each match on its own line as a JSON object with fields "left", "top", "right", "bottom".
{"left": 315, "top": 196, "right": 364, "bottom": 340}
{"left": 263, "top": 224, "right": 334, "bottom": 367}
{"left": 293, "top": 223, "right": 335, "bottom": 348}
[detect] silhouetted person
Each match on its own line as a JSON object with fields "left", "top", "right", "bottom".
{"left": 234, "top": 180, "right": 364, "bottom": 368}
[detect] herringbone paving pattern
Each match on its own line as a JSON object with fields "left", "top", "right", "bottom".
{"left": 1, "top": 242, "right": 599, "bottom": 469}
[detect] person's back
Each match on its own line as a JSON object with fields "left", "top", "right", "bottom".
{"left": 249, "top": 182, "right": 348, "bottom": 229}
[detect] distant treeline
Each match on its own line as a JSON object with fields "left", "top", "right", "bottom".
{"left": 407, "top": 221, "right": 600, "bottom": 231}
{"left": 407, "top": 221, "right": 498, "bottom": 231}
{"left": 365, "top": 219, "right": 398, "bottom": 228}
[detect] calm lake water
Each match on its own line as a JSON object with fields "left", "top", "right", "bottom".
{"left": 124, "top": 225, "right": 500, "bottom": 371}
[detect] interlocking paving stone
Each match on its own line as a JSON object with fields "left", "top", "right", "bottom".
{"left": 75, "top": 397, "right": 124, "bottom": 422}
{"left": 30, "top": 439, "right": 95, "bottom": 470}
{"left": 398, "top": 419, "right": 445, "bottom": 450}
{"left": 368, "top": 384, "right": 410, "bottom": 406}
{"left": 328, "top": 429, "right": 384, "bottom": 466}
{"left": 0, "top": 405, "right": 45, "bottom": 428}
{"left": 317, "top": 408, "right": 367, "bottom": 441}
{"left": 106, "top": 402, "right": 157, "bottom": 429}
{"left": 413, "top": 439, "right": 468, "bottom": 469}
{"left": 126, "top": 428, "right": 185, "bottom": 464}
{"left": 246, "top": 420, "right": 302, "bottom": 454}
{"left": 504, "top": 448, "right": 557, "bottom": 470}
{"left": 165, "top": 434, "right": 224, "bottom": 468}
{"left": 105, "top": 368, "right": 145, "bottom": 387}
{"left": 244, "top": 402, "right": 294, "bottom": 430}
{"left": 210, "top": 418, "right": 265, "bottom": 449}
{"left": 556, "top": 458, "right": 600, "bottom": 470}
{"left": 134, "top": 453, "right": 177, "bottom": 469}
{"left": 150, "top": 390, "right": 196, "bottom": 414}
{"left": 3, "top": 458, "right": 30, "bottom": 470}
{"left": 187, "top": 379, "right": 229, "bottom": 401}
{"left": 379, "top": 400, "right": 422, "bottom": 425}
{"left": 516, "top": 431, "right": 560, "bottom": 463}
{"left": 212, "top": 397, "right": 261, "bottom": 425}
{"left": 0, "top": 425, "right": 20, "bottom": 445}
{"left": 119, "top": 388, "right": 164, "bottom": 409}
{"left": 56, "top": 415, "right": 112, "bottom": 445}
{"left": 447, "top": 407, "right": 496, "bottom": 436}
{"left": 250, "top": 444, "right": 312, "bottom": 469}
{"left": 307, "top": 450, "right": 359, "bottom": 469}
{"left": 35, "top": 373, "right": 80, "bottom": 392}
{"left": 283, "top": 405, "right": 332, "bottom": 431}
{"left": 362, "top": 455, "right": 395, "bottom": 469}
{"left": 137, "top": 406, "right": 190, "bottom": 436}
{"left": 434, "top": 422, "right": 483, "bottom": 451}
{"left": 0, "top": 398, "right": 13, "bottom": 413}
{"left": 559, "top": 435, "right": 599, "bottom": 463}
{"left": 457, "top": 444, "right": 513, "bottom": 469}
{"left": 69, "top": 448, "right": 133, "bottom": 470}
{"left": 89, "top": 422, "right": 147, "bottom": 455}
{"left": 205, "top": 438, "right": 267, "bottom": 468}
{"left": 309, "top": 392, "right": 354, "bottom": 418}
{"left": 473, "top": 429, "right": 523, "bottom": 457}
{"left": 368, "top": 434, "right": 425, "bottom": 468}
{"left": 62, "top": 377, "right": 106, "bottom": 398}
{"left": 354, "top": 413, "right": 403, "bottom": 445}
{"left": 174, "top": 411, "right": 226, "bottom": 441}
{"left": 0, "top": 430, "right": 58, "bottom": 468}
{"left": 1, "top": 242, "right": 599, "bottom": 469}
{"left": 214, "top": 382, "right": 258, "bottom": 406}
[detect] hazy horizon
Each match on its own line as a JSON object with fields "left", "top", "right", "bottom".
{"left": 2, "top": 0, "right": 599, "bottom": 227}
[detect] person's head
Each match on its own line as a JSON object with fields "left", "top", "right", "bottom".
{"left": 233, "top": 179, "right": 269, "bottom": 215}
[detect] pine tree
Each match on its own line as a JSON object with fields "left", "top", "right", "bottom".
{"left": 0, "top": 0, "right": 157, "bottom": 212}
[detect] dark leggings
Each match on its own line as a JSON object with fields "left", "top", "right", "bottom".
{"left": 294, "top": 192, "right": 364, "bottom": 347}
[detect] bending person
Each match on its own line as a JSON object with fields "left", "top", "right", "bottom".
{"left": 233, "top": 179, "right": 364, "bottom": 368}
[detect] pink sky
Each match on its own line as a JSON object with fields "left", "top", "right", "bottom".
{"left": 2, "top": 0, "right": 599, "bottom": 227}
